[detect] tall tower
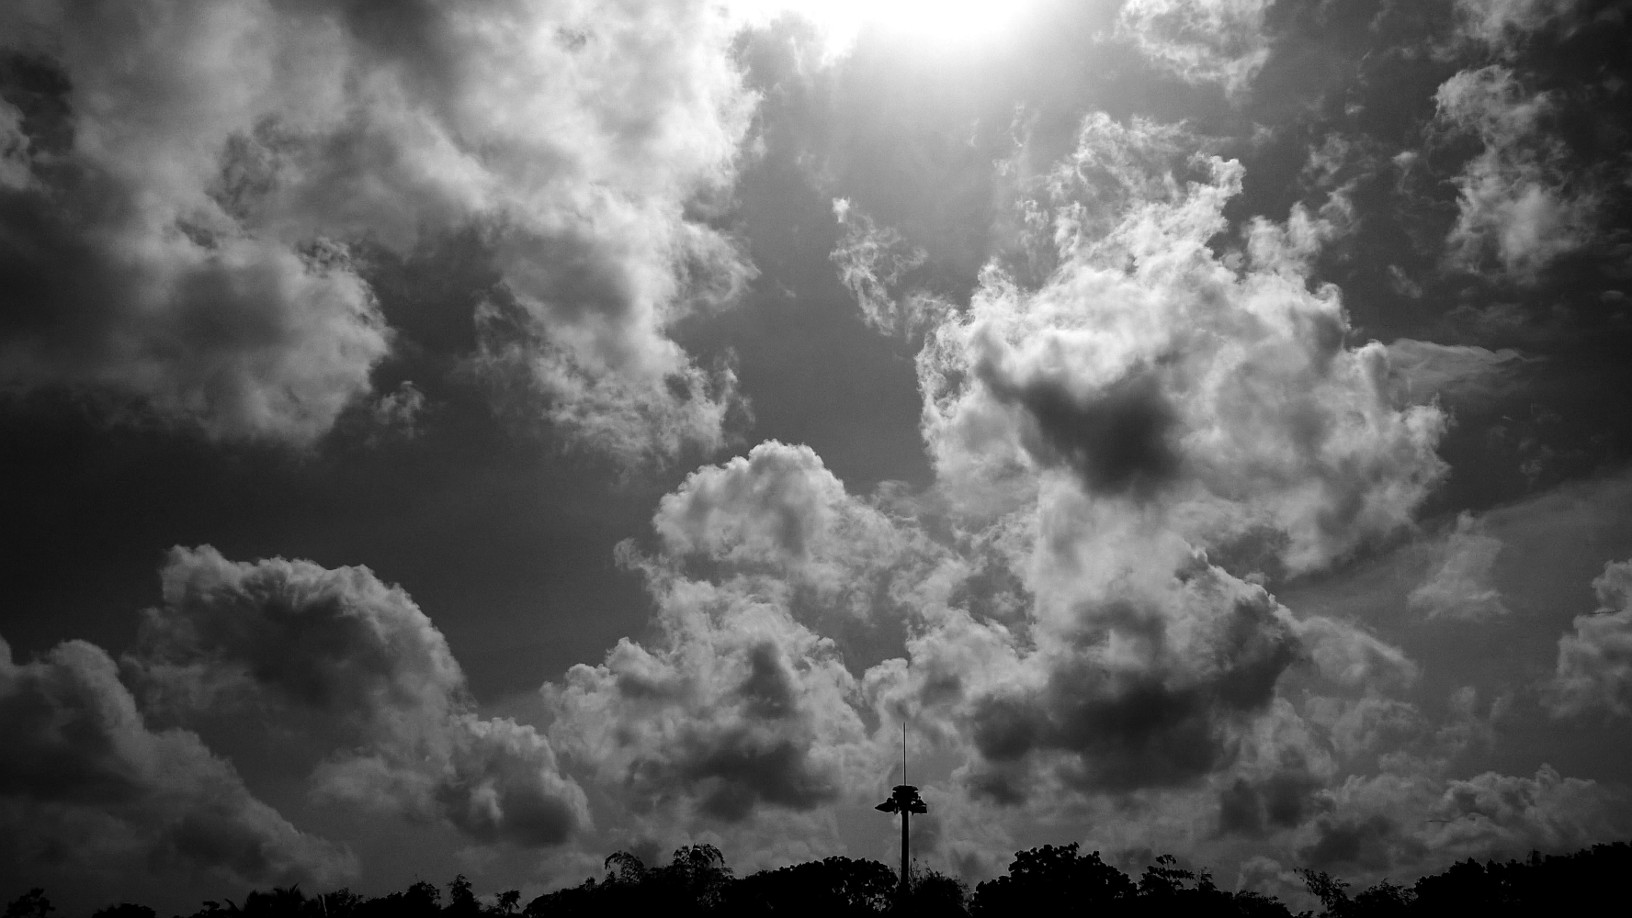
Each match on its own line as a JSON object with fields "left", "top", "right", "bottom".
{"left": 875, "top": 723, "right": 927, "bottom": 895}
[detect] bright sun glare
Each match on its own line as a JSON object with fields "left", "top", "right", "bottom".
{"left": 754, "top": 0, "right": 1034, "bottom": 55}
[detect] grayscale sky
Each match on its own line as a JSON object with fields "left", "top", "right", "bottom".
{"left": 3, "top": 0, "right": 1632, "bottom": 912}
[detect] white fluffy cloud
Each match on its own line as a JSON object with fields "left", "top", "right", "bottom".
{"left": 650, "top": 441, "right": 952, "bottom": 635}
{"left": 548, "top": 443, "right": 930, "bottom": 847}
{"left": 0, "top": 634, "right": 355, "bottom": 893}
{"left": 548, "top": 139, "right": 1460, "bottom": 847}
{"left": 548, "top": 112, "right": 1456, "bottom": 855}
{"left": 0, "top": 0, "right": 757, "bottom": 461}
{"left": 548, "top": 581, "right": 867, "bottom": 825}
{"left": 128, "top": 545, "right": 588, "bottom": 847}
{"left": 921, "top": 124, "right": 1447, "bottom": 574}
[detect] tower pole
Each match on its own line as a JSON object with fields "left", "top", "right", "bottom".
{"left": 900, "top": 721, "right": 909, "bottom": 894}
{"left": 876, "top": 719, "right": 925, "bottom": 904}
{"left": 901, "top": 804, "right": 910, "bottom": 895}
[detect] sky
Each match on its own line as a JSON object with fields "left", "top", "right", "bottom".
{"left": 3, "top": 0, "right": 1632, "bottom": 912}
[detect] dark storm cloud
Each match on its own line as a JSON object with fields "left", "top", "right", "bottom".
{"left": 0, "top": 0, "right": 758, "bottom": 462}
{"left": 0, "top": 634, "right": 355, "bottom": 891}
{"left": 1299, "top": 813, "right": 1409, "bottom": 871}
{"left": 1216, "top": 765, "right": 1325, "bottom": 838}
{"left": 127, "top": 546, "right": 587, "bottom": 847}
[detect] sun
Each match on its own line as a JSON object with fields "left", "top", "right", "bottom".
{"left": 742, "top": 0, "right": 1037, "bottom": 57}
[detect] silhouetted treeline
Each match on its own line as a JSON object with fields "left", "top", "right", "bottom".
{"left": 9, "top": 839, "right": 1632, "bottom": 918}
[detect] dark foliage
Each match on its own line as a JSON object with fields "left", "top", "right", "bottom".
{"left": 13, "top": 839, "right": 1632, "bottom": 918}
{"left": 723, "top": 856, "right": 896, "bottom": 916}
{"left": 89, "top": 907, "right": 154, "bottom": 918}
{"left": 970, "top": 846, "right": 1290, "bottom": 918}
{"left": 1298, "top": 841, "right": 1632, "bottom": 918}
{"left": 3, "top": 891, "right": 54, "bottom": 918}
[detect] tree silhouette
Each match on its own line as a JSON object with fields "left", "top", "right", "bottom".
{"left": 905, "top": 866, "right": 968, "bottom": 917}
{"left": 89, "top": 905, "right": 155, "bottom": 918}
{"left": 972, "top": 843, "right": 1136, "bottom": 916}
{"left": 3, "top": 890, "right": 54, "bottom": 918}
{"left": 239, "top": 884, "right": 311, "bottom": 918}
{"left": 444, "top": 876, "right": 480, "bottom": 918}
{"left": 724, "top": 856, "right": 896, "bottom": 916}
{"left": 17, "top": 837, "right": 1632, "bottom": 918}
{"left": 1299, "top": 868, "right": 1351, "bottom": 917}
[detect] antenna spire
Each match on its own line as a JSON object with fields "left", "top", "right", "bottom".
{"left": 876, "top": 714, "right": 926, "bottom": 900}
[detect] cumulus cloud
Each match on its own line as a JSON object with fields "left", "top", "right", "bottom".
{"left": 1408, "top": 512, "right": 1511, "bottom": 622}
{"left": 127, "top": 545, "right": 588, "bottom": 847}
{"left": 922, "top": 119, "right": 1447, "bottom": 574}
{"left": 650, "top": 441, "right": 954, "bottom": 645}
{"left": 551, "top": 112, "right": 1452, "bottom": 829}
{"left": 1116, "top": 0, "right": 1272, "bottom": 97}
{"left": 548, "top": 587, "right": 864, "bottom": 825}
{"left": 960, "top": 559, "right": 1302, "bottom": 799}
{"left": 1435, "top": 65, "right": 1599, "bottom": 283}
{"left": 0, "top": 634, "right": 355, "bottom": 891}
{"left": 0, "top": 0, "right": 757, "bottom": 461}
{"left": 1300, "top": 765, "right": 1632, "bottom": 873}
{"left": 1547, "top": 558, "right": 1632, "bottom": 718}
{"left": 547, "top": 442, "right": 937, "bottom": 838}
{"left": 536, "top": 109, "right": 1472, "bottom": 863}
{"left": 1199, "top": 684, "right": 1627, "bottom": 882}
{"left": 996, "top": 112, "right": 1205, "bottom": 285}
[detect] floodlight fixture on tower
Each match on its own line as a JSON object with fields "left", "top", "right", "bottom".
{"left": 876, "top": 722, "right": 926, "bottom": 894}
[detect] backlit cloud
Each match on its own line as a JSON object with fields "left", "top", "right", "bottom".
{"left": 128, "top": 546, "right": 588, "bottom": 847}
{"left": 921, "top": 121, "right": 1447, "bottom": 574}
{"left": 1117, "top": 0, "right": 1272, "bottom": 97}
{"left": 0, "top": 0, "right": 758, "bottom": 461}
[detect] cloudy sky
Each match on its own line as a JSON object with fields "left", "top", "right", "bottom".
{"left": 4, "top": 0, "right": 1632, "bottom": 911}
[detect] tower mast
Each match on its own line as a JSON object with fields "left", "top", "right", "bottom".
{"left": 876, "top": 718, "right": 926, "bottom": 897}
